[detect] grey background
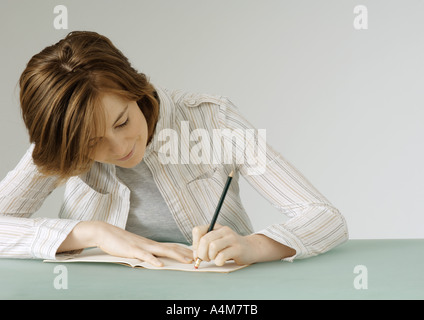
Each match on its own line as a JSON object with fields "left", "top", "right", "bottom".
{"left": 1, "top": 0, "right": 423, "bottom": 239}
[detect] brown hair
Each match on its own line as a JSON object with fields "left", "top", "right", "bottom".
{"left": 19, "top": 31, "right": 159, "bottom": 180}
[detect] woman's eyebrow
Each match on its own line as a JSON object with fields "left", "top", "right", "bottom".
{"left": 112, "top": 104, "right": 129, "bottom": 126}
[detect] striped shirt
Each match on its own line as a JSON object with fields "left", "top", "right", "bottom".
{"left": 0, "top": 85, "right": 348, "bottom": 260}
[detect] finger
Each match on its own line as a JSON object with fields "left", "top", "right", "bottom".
{"left": 214, "top": 246, "right": 238, "bottom": 266}
{"left": 152, "top": 243, "right": 194, "bottom": 264}
{"left": 192, "top": 224, "right": 227, "bottom": 260}
{"left": 192, "top": 223, "right": 225, "bottom": 250}
{"left": 177, "top": 245, "right": 194, "bottom": 262}
{"left": 208, "top": 237, "right": 231, "bottom": 261}
{"left": 166, "top": 245, "right": 194, "bottom": 264}
{"left": 196, "top": 227, "right": 228, "bottom": 262}
{"left": 133, "top": 249, "right": 164, "bottom": 267}
{"left": 192, "top": 225, "right": 209, "bottom": 251}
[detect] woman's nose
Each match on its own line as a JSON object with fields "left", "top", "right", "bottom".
{"left": 108, "top": 138, "right": 128, "bottom": 158}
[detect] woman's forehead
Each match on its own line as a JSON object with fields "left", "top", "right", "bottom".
{"left": 89, "top": 93, "right": 130, "bottom": 140}
{"left": 97, "top": 93, "right": 129, "bottom": 122}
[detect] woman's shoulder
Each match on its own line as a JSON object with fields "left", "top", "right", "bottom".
{"left": 0, "top": 143, "right": 60, "bottom": 204}
{"left": 168, "top": 89, "right": 237, "bottom": 111}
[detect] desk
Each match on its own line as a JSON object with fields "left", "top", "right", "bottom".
{"left": 0, "top": 240, "right": 422, "bottom": 300}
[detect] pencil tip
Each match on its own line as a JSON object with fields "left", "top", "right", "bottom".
{"left": 194, "top": 257, "right": 202, "bottom": 269}
{"left": 229, "top": 170, "right": 234, "bottom": 177}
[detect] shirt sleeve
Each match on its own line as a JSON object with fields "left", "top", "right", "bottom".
{"left": 0, "top": 144, "right": 80, "bottom": 259}
{"left": 219, "top": 97, "right": 349, "bottom": 261}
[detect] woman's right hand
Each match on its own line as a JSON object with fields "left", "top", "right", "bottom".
{"left": 58, "top": 221, "right": 193, "bottom": 267}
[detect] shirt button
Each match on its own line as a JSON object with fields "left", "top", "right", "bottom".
{"left": 187, "top": 99, "right": 197, "bottom": 106}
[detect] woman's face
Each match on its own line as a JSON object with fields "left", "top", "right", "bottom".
{"left": 90, "top": 93, "right": 148, "bottom": 168}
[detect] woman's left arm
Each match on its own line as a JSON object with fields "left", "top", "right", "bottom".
{"left": 192, "top": 224, "right": 296, "bottom": 266}
{"left": 193, "top": 97, "right": 348, "bottom": 265}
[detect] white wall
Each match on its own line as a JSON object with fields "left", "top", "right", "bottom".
{"left": 1, "top": 0, "right": 423, "bottom": 239}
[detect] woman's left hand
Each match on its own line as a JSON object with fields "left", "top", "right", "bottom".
{"left": 192, "top": 224, "right": 296, "bottom": 266}
{"left": 192, "top": 224, "right": 257, "bottom": 266}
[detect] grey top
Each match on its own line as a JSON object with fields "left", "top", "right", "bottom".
{"left": 116, "top": 160, "right": 188, "bottom": 244}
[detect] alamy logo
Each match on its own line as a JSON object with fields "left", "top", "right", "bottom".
{"left": 353, "top": 265, "right": 368, "bottom": 290}
{"left": 53, "top": 5, "right": 68, "bottom": 30}
{"left": 353, "top": 5, "right": 368, "bottom": 30}
{"left": 53, "top": 265, "right": 68, "bottom": 290}
{"left": 157, "top": 122, "right": 267, "bottom": 175}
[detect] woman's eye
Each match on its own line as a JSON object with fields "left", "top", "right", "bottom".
{"left": 117, "top": 118, "right": 129, "bottom": 129}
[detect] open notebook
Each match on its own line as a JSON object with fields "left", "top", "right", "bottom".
{"left": 44, "top": 246, "right": 248, "bottom": 273}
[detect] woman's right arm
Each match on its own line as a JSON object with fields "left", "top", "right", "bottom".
{"left": 58, "top": 221, "right": 194, "bottom": 267}
{"left": 0, "top": 144, "right": 80, "bottom": 259}
{"left": 1, "top": 145, "right": 193, "bottom": 264}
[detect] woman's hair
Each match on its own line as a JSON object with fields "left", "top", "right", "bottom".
{"left": 19, "top": 31, "right": 159, "bottom": 180}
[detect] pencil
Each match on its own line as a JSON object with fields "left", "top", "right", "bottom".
{"left": 194, "top": 170, "right": 234, "bottom": 269}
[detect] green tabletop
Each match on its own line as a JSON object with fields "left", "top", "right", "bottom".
{"left": 0, "top": 239, "right": 422, "bottom": 300}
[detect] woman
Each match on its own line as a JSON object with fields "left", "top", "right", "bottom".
{"left": 0, "top": 31, "right": 348, "bottom": 267}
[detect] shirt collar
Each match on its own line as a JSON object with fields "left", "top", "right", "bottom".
{"left": 144, "top": 84, "right": 176, "bottom": 157}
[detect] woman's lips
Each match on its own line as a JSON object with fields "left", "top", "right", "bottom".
{"left": 117, "top": 144, "right": 136, "bottom": 161}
